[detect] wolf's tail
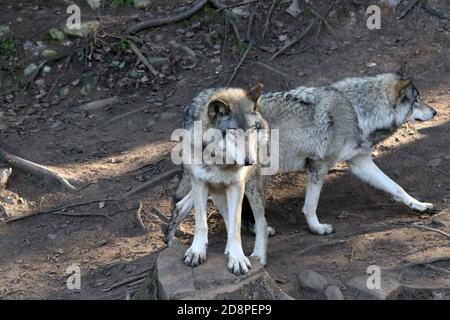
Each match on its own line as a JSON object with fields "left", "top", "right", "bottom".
{"left": 164, "top": 169, "right": 194, "bottom": 245}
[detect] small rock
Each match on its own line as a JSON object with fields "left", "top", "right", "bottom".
{"left": 366, "top": 62, "right": 377, "bottom": 68}
{"left": 337, "top": 210, "right": 349, "bottom": 219}
{"left": 48, "top": 234, "right": 57, "bottom": 240}
{"left": 24, "top": 63, "right": 38, "bottom": 77}
{"left": 428, "top": 158, "right": 441, "bottom": 167}
{"left": 134, "top": 0, "right": 152, "bottom": 9}
{"left": 99, "top": 201, "right": 106, "bottom": 209}
{"left": 49, "top": 28, "right": 65, "bottom": 41}
{"left": 42, "top": 49, "right": 58, "bottom": 59}
{"left": 286, "top": 0, "right": 302, "bottom": 17}
{"left": 325, "top": 285, "right": 344, "bottom": 300}
{"left": 0, "top": 25, "right": 9, "bottom": 37}
{"left": 96, "top": 239, "right": 108, "bottom": 246}
{"left": 23, "top": 40, "right": 34, "bottom": 50}
{"left": 297, "top": 270, "right": 329, "bottom": 292}
{"left": 160, "top": 112, "right": 177, "bottom": 121}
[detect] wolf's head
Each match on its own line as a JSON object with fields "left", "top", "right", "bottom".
{"left": 204, "top": 84, "right": 268, "bottom": 166}
{"left": 388, "top": 76, "right": 437, "bottom": 124}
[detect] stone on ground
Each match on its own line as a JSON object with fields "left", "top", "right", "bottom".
{"left": 297, "top": 270, "right": 329, "bottom": 292}
{"left": 347, "top": 274, "right": 401, "bottom": 300}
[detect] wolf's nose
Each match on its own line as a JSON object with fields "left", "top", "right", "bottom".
{"left": 432, "top": 110, "right": 437, "bottom": 116}
{"left": 244, "top": 158, "right": 252, "bottom": 166}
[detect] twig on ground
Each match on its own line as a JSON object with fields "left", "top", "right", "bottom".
{"left": 52, "top": 212, "right": 114, "bottom": 221}
{"left": 424, "top": 264, "right": 450, "bottom": 274}
{"left": 124, "top": 0, "right": 210, "bottom": 35}
{"left": 226, "top": 43, "right": 253, "bottom": 86}
{"left": 210, "top": 0, "right": 242, "bottom": 43}
{"left": 127, "top": 40, "right": 158, "bottom": 76}
{"left": 262, "top": 0, "right": 279, "bottom": 39}
{"left": 269, "top": 19, "right": 316, "bottom": 61}
{"left": 423, "top": 4, "right": 450, "bottom": 21}
{"left": 405, "top": 224, "right": 450, "bottom": 240}
{"left": 249, "top": 60, "right": 290, "bottom": 78}
{"left": 5, "top": 199, "right": 121, "bottom": 224}
{"left": 135, "top": 201, "right": 146, "bottom": 230}
{"left": 79, "top": 96, "right": 120, "bottom": 112}
{"left": 383, "top": 255, "right": 450, "bottom": 271}
{"left": 22, "top": 53, "right": 71, "bottom": 92}
{"left": 105, "top": 105, "right": 151, "bottom": 125}
{"left": 124, "top": 168, "right": 180, "bottom": 197}
{"left": 216, "top": 0, "right": 260, "bottom": 12}
{"left": 246, "top": 11, "right": 256, "bottom": 42}
{"left": 310, "top": 2, "right": 338, "bottom": 42}
{"left": 397, "top": 0, "right": 421, "bottom": 19}
{"left": 0, "top": 148, "right": 84, "bottom": 191}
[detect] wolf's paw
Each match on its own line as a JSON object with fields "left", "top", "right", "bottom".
{"left": 250, "top": 250, "right": 267, "bottom": 266}
{"left": 227, "top": 253, "right": 251, "bottom": 276}
{"left": 184, "top": 246, "right": 207, "bottom": 267}
{"left": 309, "top": 223, "right": 334, "bottom": 235}
{"left": 411, "top": 201, "right": 435, "bottom": 213}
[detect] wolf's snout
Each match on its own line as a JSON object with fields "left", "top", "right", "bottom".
{"left": 432, "top": 109, "right": 437, "bottom": 117}
{"left": 244, "top": 157, "right": 252, "bottom": 166}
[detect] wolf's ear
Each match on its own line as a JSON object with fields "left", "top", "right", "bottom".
{"left": 248, "top": 83, "right": 264, "bottom": 111}
{"left": 208, "top": 99, "right": 230, "bottom": 119}
{"left": 394, "top": 79, "right": 412, "bottom": 100}
{"left": 390, "top": 79, "right": 412, "bottom": 106}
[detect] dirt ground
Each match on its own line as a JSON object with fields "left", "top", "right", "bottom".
{"left": 0, "top": 0, "right": 449, "bottom": 300}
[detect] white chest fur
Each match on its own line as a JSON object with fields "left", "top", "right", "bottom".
{"left": 190, "top": 164, "right": 255, "bottom": 186}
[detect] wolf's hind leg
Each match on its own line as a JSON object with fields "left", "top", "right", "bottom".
{"left": 245, "top": 191, "right": 268, "bottom": 265}
{"left": 349, "top": 155, "right": 434, "bottom": 212}
{"left": 302, "top": 161, "right": 334, "bottom": 235}
{"left": 164, "top": 191, "right": 193, "bottom": 246}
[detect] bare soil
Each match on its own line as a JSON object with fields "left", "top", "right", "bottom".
{"left": 0, "top": 0, "right": 449, "bottom": 299}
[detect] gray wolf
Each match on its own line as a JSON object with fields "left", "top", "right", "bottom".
{"left": 168, "top": 84, "right": 271, "bottom": 276}
{"left": 166, "top": 72, "right": 437, "bottom": 244}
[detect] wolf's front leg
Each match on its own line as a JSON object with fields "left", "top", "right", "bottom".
{"left": 184, "top": 180, "right": 209, "bottom": 267}
{"left": 225, "top": 183, "right": 251, "bottom": 276}
{"left": 349, "top": 155, "right": 435, "bottom": 212}
{"left": 302, "top": 161, "right": 334, "bottom": 235}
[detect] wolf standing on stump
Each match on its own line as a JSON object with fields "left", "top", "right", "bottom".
{"left": 166, "top": 72, "right": 437, "bottom": 255}
{"left": 168, "top": 84, "right": 272, "bottom": 276}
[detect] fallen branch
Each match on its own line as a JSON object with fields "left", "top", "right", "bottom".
{"left": 105, "top": 105, "right": 151, "bottom": 125}
{"left": 52, "top": 212, "right": 114, "bottom": 221}
{"left": 383, "top": 255, "right": 450, "bottom": 271}
{"left": 216, "top": 0, "right": 260, "bottom": 12}
{"left": 226, "top": 42, "right": 253, "bottom": 86}
{"left": 249, "top": 60, "right": 290, "bottom": 78}
{"left": 406, "top": 224, "right": 450, "bottom": 240}
{"left": 123, "top": 168, "right": 180, "bottom": 197}
{"left": 127, "top": 40, "right": 158, "bottom": 76}
{"left": 135, "top": 200, "right": 146, "bottom": 230}
{"left": 5, "top": 198, "right": 121, "bottom": 224}
{"left": 423, "top": 4, "right": 450, "bottom": 21}
{"left": 79, "top": 96, "right": 120, "bottom": 112}
{"left": 269, "top": 19, "right": 316, "bottom": 61}
{"left": 0, "top": 148, "right": 84, "bottom": 191}
{"left": 397, "top": 0, "right": 421, "bottom": 19}
{"left": 124, "top": 0, "right": 210, "bottom": 35}
{"left": 262, "top": 0, "right": 280, "bottom": 39}
{"left": 22, "top": 52, "right": 71, "bottom": 92}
